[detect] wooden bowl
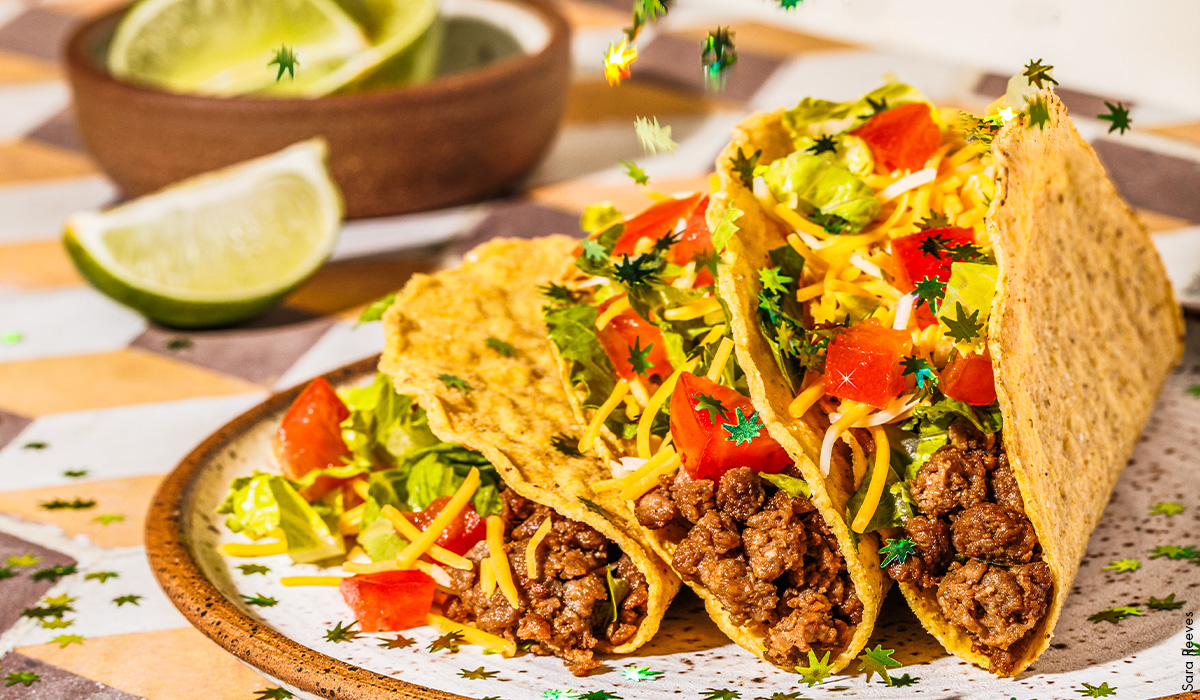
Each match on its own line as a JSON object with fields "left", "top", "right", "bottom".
{"left": 64, "top": 0, "right": 571, "bottom": 219}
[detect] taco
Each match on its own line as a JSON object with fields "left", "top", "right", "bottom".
{"left": 708, "top": 82, "right": 1183, "bottom": 675}
{"left": 542, "top": 193, "right": 886, "bottom": 674}
{"left": 376, "top": 235, "right": 681, "bottom": 674}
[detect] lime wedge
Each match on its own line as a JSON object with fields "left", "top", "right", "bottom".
{"left": 108, "top": 0, "right": 369, "bottom": 96}
{"left": 63, "top": 140, "right": 344, "bottom": 329}
{"left": 289, "top": 0, "right": 441, "bottom": 96}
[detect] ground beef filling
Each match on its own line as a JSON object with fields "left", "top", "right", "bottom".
{"left": 441, "top": 489, "right": 648, "bottom": 676}
{"left": 885, "top": 423, "right": 1053, "bottom": 674}
{"left": 635, "top": 466, "right": 862, "bottom": 667}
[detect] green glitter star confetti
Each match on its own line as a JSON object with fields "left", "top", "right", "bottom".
{"left": 1098, "top": 101, "right": 1132, "bottom": 135}
{"left": 268, "top": 45, "right": 299, "bottom": 81}
{"left": 1075, "top": 682, "right": 1116, "bottom": 697}
{"left": 113, "top": 594, "right": 142, "bottom": 606}
{"left": 1150, "top": 501, "right": 1184, "bottom": 517}
{"left": 438, "top": 374, "right": 474, "bottom": 393}
{"left": 1088, "top": 605, "right": 1141, "bottom": 624}
{"left": 856, "top": 644, "right": 902, "bottom": 685}
{"left": 428, "top": 630, "right": 463, "bottom": 653}
{"left": 379, "top": 634, "right": 414, "bottom": 649}
{"left": 794, "top": 649, "right": 834, "bottom": 687}
{"left": 1147, "top": 593, "right": 1186, "bottom": 611}
{"left": 620, "top": 665, "right": 663, "bottom": 682}
{"left": 324, "top": 620, "right": 360, "bottom": 643}
{"left": 879, "top": 537, "right": 916, "bottom": 567}
{"left": 1102, "top": 558, "right": 1140, "bottom": 573}
{"left": 3, "top": 671, "right": 39, "bottom": 687}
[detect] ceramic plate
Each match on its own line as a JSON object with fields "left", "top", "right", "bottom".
{"left": 146, "top": 338, "right": 1200, "bottom": 700}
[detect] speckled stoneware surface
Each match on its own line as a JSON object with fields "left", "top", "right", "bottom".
{"left": 147, "top": 325, "right": 1200, "bottom": 700}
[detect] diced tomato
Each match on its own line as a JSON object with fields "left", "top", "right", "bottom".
{"left": 669, "top": 195, "right": 715, "bottom": 287}
{"left": 891, "top": 226, "right": 976, "bottom": 292}
{"left": 273, "top": 377, "right": 351, "bottom": 501}
{"left": 913, "top": 302, "right": 939, "bottom": 330}
{"left": 405, "top": 496, "right": 487, "bottom": 556}
{"left": 669, "top": 372, "right": 792, "bottom": 481}
{"left": 339, "top": 570, "right": 436, "bottom": 632}
{"left": 940, "top": 350, "right": 997, "bottom": 405}
{"left": 824, "top": 319, "right": 913, "bottom": 409}
{"left": 851, "top": 102, "right": 941, "bottom": 173}
{"left": 597, "top": 302, "right": 674, "bottom": 385}
{"left": 611, "top": 193, "right": 703, "bottom": 258}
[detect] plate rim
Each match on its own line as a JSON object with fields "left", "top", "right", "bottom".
{"left": 144, "top": 354, "right": 468, "bottom": 700}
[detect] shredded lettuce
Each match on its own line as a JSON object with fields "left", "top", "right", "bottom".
{"left": 221, "top": 372, "right": 507, "bottom": 564}
{"left": 790, "top": 133, "right": 875, "bottom": 178}
{"left": 844, "top": 456, "right": 916, "bottom": 533}
{"left": 760, "top": 472, "right": 812, "bottom": 499}
{"left": 939, "top": 262, "right": 998, "bottom": 354}
{"left": 896, "top": 395, "right": 1003, "bottom": 480}
{"left": 781, "top": 82, "right": 930, "bottom": 140}
{"left": 544, "top": 303, "right": 619, "bottom": 411}
{"left": 581, "top": 202, "right": 623, "bottom": 234}
{"left": 218, "top": 472, "right": 345, "bottom": 563}
{"left": 605, "top": 565, "right": 631, "bottom": 625}
{"left": 761, "top": 152, "right": 881, "bottom": 234}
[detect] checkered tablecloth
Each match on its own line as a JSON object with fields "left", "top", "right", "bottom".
{"left": 0, "top": 1, "right": 1198, "bottom": 698}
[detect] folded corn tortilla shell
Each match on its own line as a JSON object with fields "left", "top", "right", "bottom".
{"left": 379, "top": 236, "right": 680, "bottom": 655}
{"left": 709, "top": 88, "right": 1184, "bottom": 675}
{"left": 548, "top": 244, "right": 884, "bottom": 675}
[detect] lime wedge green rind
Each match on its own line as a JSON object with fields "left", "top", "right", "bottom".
{"left": 108, "top": 0, "right": 369, "bottom": 96}
{"left": 63, "top": 139, "right": 343, "bottom": 329}
{"left": 63, "top": 233, "right": 297, "bottom": 329}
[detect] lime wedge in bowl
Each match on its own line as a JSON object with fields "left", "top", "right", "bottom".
{"left": 108, "top": 0, "right": 369, "bottom": 96}
{"left": 63, "top": 139, "right": 344, "bottom": 329}
{"left": 289, "top": 0, "right": 442, "bottom": 96}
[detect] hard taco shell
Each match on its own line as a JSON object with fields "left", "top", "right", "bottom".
{"left": 708, "top": 88, "right": 1184, "bottom": 675}
{"left": 379, "top": 236, "right": 680, "bottom": 655}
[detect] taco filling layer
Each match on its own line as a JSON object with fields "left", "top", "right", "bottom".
{"left": 545, "top": 194, "right": 867, "bottom": 668}
{"left": 442, "top": 487, "right": 648, "bottom": 674}
{"left": 218, "top": 371, "right": 644, "bottom": 675}
{"left": 713, "top": 82, "right": 1054, "bottom": 674}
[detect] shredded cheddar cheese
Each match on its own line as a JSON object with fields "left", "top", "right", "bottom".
{"left": 698, "top": 324, "right": 726, "bottom": 346}
{"left": 486, "top": 515, "right": 521, "bottom": 609}
{"left": 850, "top": 427, "right": 892, "bottom": 533}
{"left": 594, "top": 446, "right": 677, "bottom": 493}
{"left": 415, "top": 561, "right": 451, "bottom": 587}
{"left": 380, "top": 505, "right": 473, "bottom": 571}
{"left": 480, "top": 557, "right": 497, "bottom": 596}
{"left": 705, "top": 337, "right": 735, "bottom": 383}
{"left": 343, "top": 559, "right": 400, "bottom": 574}
{"left": 426, "top": 613, "right": 517, "bottom": 657}
{"left": 579, "top": 379, "right": 630, "bottom": 454}
{"left": 280, "top": 576, "right": 345, "bottom": 586}
{"left": 619, "top": 452, "right": 682, "bottom": 500}
{"left": 595, "top": 296, "right": 631, "bottom": 330}
{"left": 348, "top": 477, "right": 370, "bottom": 501}
{"left": 637, "top": 358, "right": 698, "bottom": 459}
{"left": 395, "top": 467, "right": 480, "bottom": 569}
{"left": 338, "top": 504, "right": 365, "bottom": 536}
{"left": 788, "top": 377, "right": 826, "bottom": 419}
{"left": 525, "top": 517, "right": 553, "bottom": 580}
{"left": 774, "top": 204, "right": 832, "bottom": 239}
{"left": 663, "top": 296, "right": 721, "bottom": 321}
{"left": 220, "top": 539, "right": 286, "bottom": 557}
